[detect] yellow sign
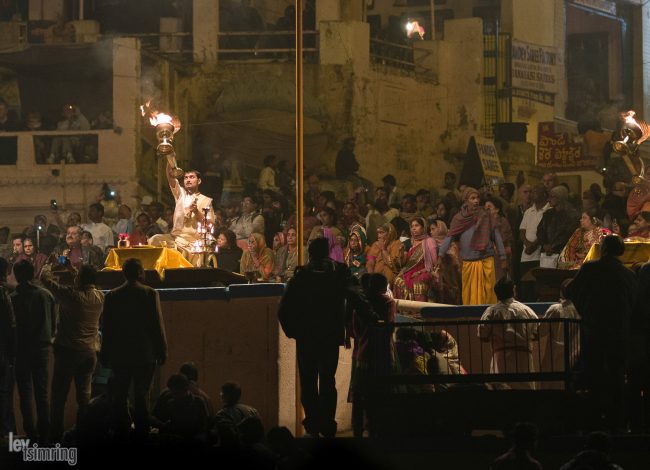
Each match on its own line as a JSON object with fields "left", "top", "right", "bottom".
{"left": 474, "top": 136, "right": 504, "bottom": 180}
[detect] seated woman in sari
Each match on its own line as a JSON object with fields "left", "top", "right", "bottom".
{"left": 272, "top": 227, "right": 298, "bottom": 281}
{"left": 558, "top": 212, "right": 609, "bottom": 269}
{"left": 240, "top": 232, "right": 274, "bottom": 281}
{"left": 366, "top": 222, "right": 403, "bottom": 285}
{"left": 393, "top": 217, "right": 438, "bottom": 302}
{"left": 344, "top": 224, "right": 368, "bottom": 278}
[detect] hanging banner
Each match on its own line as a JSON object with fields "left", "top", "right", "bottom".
{"left": 511, "top": 40, "right": 559, "bottom": 105}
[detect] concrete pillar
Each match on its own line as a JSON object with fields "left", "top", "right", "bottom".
{"left": 316, "top": 0, "right": 340, "bottom": 27}
{"left": 634, "top": 4, "right": 650, "bottom": 120}
{"left": 193, "top": 0, "right": 219, "bottom": 64}
{"left": 339, "top": 0, "right": 364, "bottom": 22}
{"left": 112, "top": 37, "right": 140, "bottom": 204}
{"left": 319, "top": 21, "right": 369, "bottom": 72}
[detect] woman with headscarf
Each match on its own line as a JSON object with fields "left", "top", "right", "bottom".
{"left": 273, "top": 227, "right": 299, "bottom": 281}
{"left": 366, "top": 222, "right": 403, "bottom": 285}
{"left": 214, "top": 228, "right": 243, "bottom": 272}
{"left": 344, "top": 224, "right": 368, "bottom": 278}
{"left": 323, "top": 226, "right": 344, "bottom": 263}
{"left": 439, "top": 187, "right": 506, "bottom": 305}
{"left": 393, "top": 217, "right": 439, "bottom": 302}
{"left": 430, "top": 220, "right": 462, "bottom": 305}
{"left": 272, "top": 230, "right": 287, "bottom": 277}
{"left": 240, "top": 232, "right": 274, "bottom": 281}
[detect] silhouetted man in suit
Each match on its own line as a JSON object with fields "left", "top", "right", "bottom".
{"left": 567, "top": 235, "right": 637, "bottom": 430}
{"left": 11, "top": 260, "right": 56, "bottom": 444}
{"left": 100, "top": 258, "right": 167, "bottom": 438}
{"left": 279, "top": 238, "right": 372, "bottom": 437}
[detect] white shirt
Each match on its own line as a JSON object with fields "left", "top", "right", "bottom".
{"left": 477, "top": 299, "right": 539, "bottom": 351}
{"left": 170, "top": 185, "right": 214, "bottom": 239}
{"left": 81, "top": 222, "right": 114, "bottom": 251}
{"left": 519, "top": 203, "right": 549, "bottom": 262}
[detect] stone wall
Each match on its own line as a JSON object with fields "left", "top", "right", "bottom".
{"left": 172, "top": 18, "right": 485, "bottom": 196}
{"left": 0, "top": 38, "right": 140, "bottom": 232}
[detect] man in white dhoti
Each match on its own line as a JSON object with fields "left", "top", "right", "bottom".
{"left": 477, "top": 277, "right": 539, "bottom": 390}
{"left": 149, "top": 161, "right": 214, "bottom": 266}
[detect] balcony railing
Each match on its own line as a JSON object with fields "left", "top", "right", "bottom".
{"left": 364, "top": 317, "right": 581, "bottom": 391}
{"left": 217, "top": 30, "right": 318, "bottom": 60}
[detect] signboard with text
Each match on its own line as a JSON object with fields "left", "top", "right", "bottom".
{"left": 460, "top": 136, "right": 504, "bottom": 190}
{"left": 537, "top": 122, "right": 597, "bottom": 170}
{"left": 511, "top": 40, "right": 559, "bottom": 106}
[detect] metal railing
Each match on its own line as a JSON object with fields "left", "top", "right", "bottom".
{"left": 369, "top": 37, "right": 434, "bottom": 77}
{"left": 370, "top": 37, "right": 415, "bottom": 70}
{"left": 364, "top": 318, "right": 581, "bottom": 390}
{"left": 217, "top": 30, "right": 318, "bottom": 59}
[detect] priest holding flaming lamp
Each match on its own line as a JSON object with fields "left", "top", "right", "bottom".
{"left": 142, "top": 104, "right": 215, "bottom": 266}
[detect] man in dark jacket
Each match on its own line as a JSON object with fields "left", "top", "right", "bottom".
{"left": 10, "top": 260, "right": 56, "bottom": 444}
{"left": 100, "top": 258, "right": 167, "bottom": 438}
{"left": 279, "top": 238, "right": 372, "bottom": 437}
{"left": 536, "top": 185, "right": 579, "bottom": 266}
{"left": 40, "top": 262, "right": 104, "bottom": 442}
{"left": 0, "top": 281, "right": 16, "bottom": 437}
{"left": 567, "top": 235, "right": 637, "bottom": 430}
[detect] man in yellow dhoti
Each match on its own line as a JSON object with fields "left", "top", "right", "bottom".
{"left": 149, "top": 161, "right": 214, "bottom": 266}
{"left": 438, "top": 187, "right": 507, "bottom": 305}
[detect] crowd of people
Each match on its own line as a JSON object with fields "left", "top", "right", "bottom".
{"left": 0, "top": 98, "right": 110, "bottom": 164}
{"left": 3, "top": 132, "right": 648, "bottom": 305}
{"left": 0, "top": 253, "right": 313, "bottom": 466}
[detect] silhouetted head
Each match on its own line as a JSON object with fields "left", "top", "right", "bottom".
{"left": 368, "top": 273, "right": 388, "bottom": 296}
{"left": 266, "top": 426, "right": 295, "bottom": 455}
{"left": 122, "top": 258, "right": 144, "bottom": 282}
{"left": 77, "top": 265, "right": 97, "bottom": 287}
{"left": 308, "top": 237, "right": 329, "bottom": 261}
{"left": 221, "top": 381, "right": 242, "bottom": 406}
{"left": 167, "top": 373, "right": 190, "bottom": 399}
{"left": 13, "top": 260, "right": 34, "bottom": 284}
{"left": 179, "top": 362, "right": 198, "bottom": 382}
{"left": 494, "top": 277, "right": 515, "bottom": 301}
{"left": 601, "top": 235, "right": 624, "bottom": 258}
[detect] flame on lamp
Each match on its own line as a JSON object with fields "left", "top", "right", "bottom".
{"left": 140, "top": 101, "right": 184, "bottom": 177}
{"left": 406, "top": 20, "right": 425, "bottom": 40}
{"left": 612, "top": 110, "right": 650, "bottom": 158}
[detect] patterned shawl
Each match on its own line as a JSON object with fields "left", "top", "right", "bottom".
{"left": 448, "top": 204, "right": 494, "bottom": 251}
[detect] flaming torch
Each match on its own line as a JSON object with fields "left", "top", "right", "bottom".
{"left": 140, "top": 102, "right": 184, "bottom": 178}
{"left": 612, "top": 110, "right": 649, "bottom": 185}
{"left": 612, "top": 110, "right": 650, "bottom": 157}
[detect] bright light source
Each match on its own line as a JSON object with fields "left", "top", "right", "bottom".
{"left": 405, "top": 20, "right": 425, "bottom": 39}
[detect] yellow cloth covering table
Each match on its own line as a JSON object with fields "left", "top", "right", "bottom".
{"left": 584, "top": 240, "right": 650, "bottom": 267}
{"left": 103, "top": 246, "right": 193, "bottom": 279}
